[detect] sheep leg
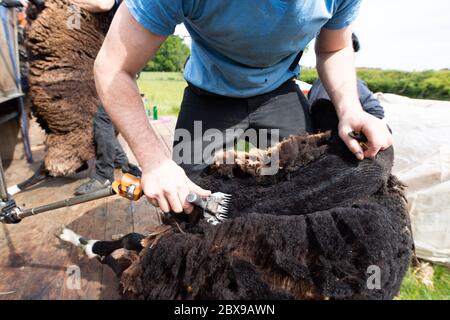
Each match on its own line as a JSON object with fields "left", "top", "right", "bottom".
{"left": 100, "top": 250, "right": 140, "bottom": 277}
{"left": 7, "top": 162, "right": 49, "bottom": 196}
{"left": 59, "top": 227, "right": 145, "bottom": 259}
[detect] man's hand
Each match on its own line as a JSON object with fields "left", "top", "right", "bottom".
{"left": 69, "top": 0, "right": 114, "bottom": 12}
{"left": 315, "top": 26, "right": 393, "bottom": 160}
{"left": 141, "top": 159, "right": 211, "bottom": 213}
{"left": 19, "top": 0, "right": 29, "bottom": 9}
{"left": 338, "top": 109, "right": 393, "bottom": 160}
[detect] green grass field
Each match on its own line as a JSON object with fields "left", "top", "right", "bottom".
{"left": 398, "top": 264, "right": 450, "bottom": 300}
{"left": 137, "top": 69, "right": 450, "bottom": 118}
{"left": 137, "top": 72, "right": 186, "bottom": 117}
{"left": 138, "top": 72, "right": 450, "bottom": 300}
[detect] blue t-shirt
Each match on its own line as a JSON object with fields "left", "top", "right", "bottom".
{"left": 126, "top": 0, "right": 362, "bottom": 98}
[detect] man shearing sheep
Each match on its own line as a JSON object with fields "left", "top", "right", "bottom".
{"left": 69, "top": 0, "right": 141, "bottom": 195}
{"left": 94, "top": 0, "right": 393, "bottom": 214}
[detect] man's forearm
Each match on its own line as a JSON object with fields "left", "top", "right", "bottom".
{"left": 94, "top": 66, "right": 169, "bottom": 172}
{"left": 316, "top": 45, "right": 362, "bottom": 118}
{"left": 91, "top": 3, "right": 208, "bottom": 213}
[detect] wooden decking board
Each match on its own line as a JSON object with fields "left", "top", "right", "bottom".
{"left": 0, "top": 176, "right": 81, "bottom": 299}
{"left": 59, "top": 200, "right": 108, "bottom": 300}
{"left": 99, "top": 197, "right": 134, "bottom": 299}
{"left": 0, "top": 118, "right": 176, "bottom": 300}
{"left": 152, "top": 123, "right": 169, "bottom": 152}
{"left": 132, "top": 198, "right": 162, "bottom": 234}
{"left": 0, "top": 223, "right": 33, "bottom": 300}
{"left": 152, "top": 120, "right": 175, "bottom": 153}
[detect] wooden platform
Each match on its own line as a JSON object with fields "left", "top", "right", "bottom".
{"left": 0, "top": 118, "right": 176, "bottom": 300}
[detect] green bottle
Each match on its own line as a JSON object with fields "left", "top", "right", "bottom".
{"left": 153, "top": 105, "right": 158, "bottom": 120}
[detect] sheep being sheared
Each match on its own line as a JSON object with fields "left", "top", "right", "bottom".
{"left": 60, "top": 128, "right": 413, "bottom": 300}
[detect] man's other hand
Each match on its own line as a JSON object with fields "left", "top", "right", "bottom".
{"left": 141, "top": 159, "right": 211, "bottom": 214}
{"left": 338, "top": 109, "right": 393, "bottom": 160}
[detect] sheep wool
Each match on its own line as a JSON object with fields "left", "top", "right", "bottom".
{"left": 119, "top": 131, "right": 414, "bottom": 300}
{"left": 25, "top": 0, "right": 112, "bottom": 176}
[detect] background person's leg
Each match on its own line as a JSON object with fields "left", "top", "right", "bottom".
{"left": 92, "top": 105, "right": 117, "bottom": 183}
{"left": 109, "top": 127, "right": 142, "bottom": 177}
{"left": 74, "top": 105, "right": 117, "bottom": 195}
{"left": 113, "top": 127, "right": 129, "bottom": 169}
{"left": 114, "top": 144, "right": 128, "bottom": 169}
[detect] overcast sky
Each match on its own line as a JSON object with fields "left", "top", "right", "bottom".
{"left": 175, "top": 0, "right": 450, "bottom": 71}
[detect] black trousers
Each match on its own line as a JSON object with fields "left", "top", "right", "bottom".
{"left": 93, "top": 105, "right": 128, "bottom": 182}
{"left": 173, "top": 79, "right": 313, "bottom": 182}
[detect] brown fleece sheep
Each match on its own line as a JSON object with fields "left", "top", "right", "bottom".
{"left": 26, "top": 0, "right": 112, "bottom": 176}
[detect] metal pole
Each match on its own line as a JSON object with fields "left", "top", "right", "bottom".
{"left": 18, "top": 96, "right": 33, "bottom": 163}
{"left": 0, "top": 155, "right": 9, "bottom": 201}
{"left": 16, "top": 186, "right": 115, "bottom": 219}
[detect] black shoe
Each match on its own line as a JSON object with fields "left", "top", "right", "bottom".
{"left": 74, "top": 178, "right": 111, "bottom": 196}
{"left": 121, "top": 162, "right": 142, "bottom": 177}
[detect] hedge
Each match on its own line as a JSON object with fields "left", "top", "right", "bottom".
{"left": 300, "top": 68, "right": 450, "bottom": 101}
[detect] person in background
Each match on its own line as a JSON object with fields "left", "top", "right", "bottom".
{"left": 308, "top": 33, "right": 385, "bottom": 121}
{"left": 71, "top": 0, "right": 140, "bottom": 195}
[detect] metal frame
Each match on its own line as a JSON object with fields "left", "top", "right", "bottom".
{"left": 0, "top": 155, "right": 8, "bottom": 201}
{"left": 0, "top": 6, "right": 33, "bottom": 163}
{"left": 0, "top": 154, "right": 115, "bottom": 223}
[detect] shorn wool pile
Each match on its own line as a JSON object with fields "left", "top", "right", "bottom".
{"left": 26, "top": 0, "right": 112, "bottom": 176}
{"left": 61, "top": 113, "right": 414, "bottom": 299}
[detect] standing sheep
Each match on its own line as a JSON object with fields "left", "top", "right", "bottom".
{"left": 26, "top": 0, "right": 112, "bottom": 176}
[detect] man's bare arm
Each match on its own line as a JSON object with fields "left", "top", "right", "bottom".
{"left": 95, "top": 4, "right": 167, "bottom": 173}
{"left": 94, "top": 4, "right": 210, "bottom": 213}
{"left": 315, "top": 26, "right": 393, "bottom": 159}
